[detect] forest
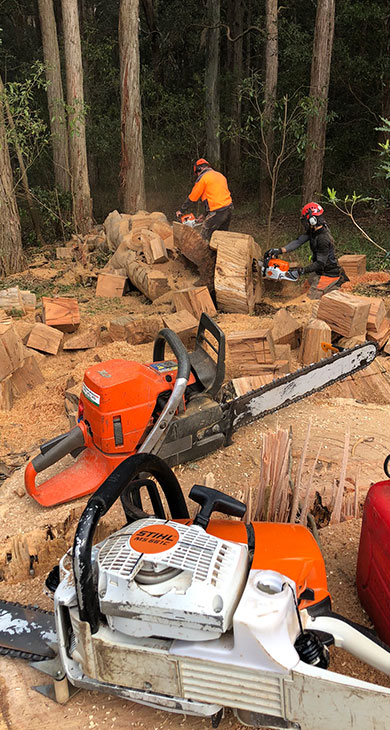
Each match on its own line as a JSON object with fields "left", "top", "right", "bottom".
{"left": 0, "top": 0, "right": 389, "bottom": 277}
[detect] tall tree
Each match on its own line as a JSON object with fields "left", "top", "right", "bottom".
{"left": 0, "top": 93, "right": 23, "bottom": 276}
{"left": 38, "top": 0, "right": 70, "bottom": 192}
{"left": 61, "top": 0, "right": 93, "bottom": 233}
{"left": 205, "top": 0, "right": 220, "bottom": 168}
{"left": 302, "top": 0, "right": 335, "bottom": 203}
{"left": 119, "top": 0, "right": 146, "bottom": 212}
{"left": 259, "top": 0, "right": 278, "bottom": 213}
{"left": 227, "top": 0, "right": 244, "bottom": 182}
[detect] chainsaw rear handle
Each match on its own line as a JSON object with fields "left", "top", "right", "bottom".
{"left": 72, "top": 453, "right": 189, "bottom": 634}
{"left": 25, "top": 423, "right": 86, "bottom": 498}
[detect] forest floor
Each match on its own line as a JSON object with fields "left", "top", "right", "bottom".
{"left": 1, "top": 224, "right": 390, "bottom": 729}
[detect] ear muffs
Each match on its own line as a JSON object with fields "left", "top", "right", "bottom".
{"left": 308, "top": 215, "right": 317, "bottom": 226}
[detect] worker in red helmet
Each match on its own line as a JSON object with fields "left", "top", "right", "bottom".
{"left": 176, "top": 159, "right": 233, "bottom": 242}
{"left": 264, "top": 202, "right": 348, "bottom": 299}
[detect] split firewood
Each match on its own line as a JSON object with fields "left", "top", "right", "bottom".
{"left": 0, "top": 376, "right": 13, "bottom": 411}
{"left": 141, "top": 229, "right": 169, "bottom": 264}
{"left": 26, "top": 323, "right": 64, "bottom": 355}
{"left": 96, "top": 272, "right": 128, "bottom": 298}
{"left": 0, "top": 323, "right": 24, "bottom": 379}
{"left": 172, "top": 221, "right": 216, "bottom": 288}
{"left": 300, "top": 319, "right": 332, "bottom": 365}
{"left": 272, "top": 309, "right": 301, "bottom": 348}
{"left": 317, "top": 290, "right": 370, "bottom": 337}
{"left": 162, "top": 310, "right": 198, "bottom": 341}
{"left": 63, "top": 329, "right": 99, "bottom": 350}
{"left": 338, "top": 254, "right": 366, "bottom": 277}
{"left": 10, "top": 355, "right": 44, "bottom": 397}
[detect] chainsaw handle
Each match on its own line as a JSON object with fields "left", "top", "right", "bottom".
{"left": 25, "top": 424, "right": 87, "bottom": 499}
{"left": 153, "top": 327, "right": 191, "bottom": 381}
{"left": 72, "top": 453, "right": 189, "bottom": 634}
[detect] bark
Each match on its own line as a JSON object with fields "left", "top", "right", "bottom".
{"left": 205, "top": 0, "right": 220, "bottom": 169}
{"left": 259, "top": 0, "right": 278, "bottom": 214}
{"left": 0, "top": 95, "right": 23, "bottom": 276}
{"left": 38, "top": 0, "right": 70, "bottom": 192}
{"left": 227, "top": 0, "right": 243, "bottom": 181}
{"left": 302, "top": 0, "right": 335, "bottom": 203}
{"left": 119, "top": 0, "right": 146, "bottom": 213}
{"left": 0, "top": 75, "right": 45, "bottom": 246}
{"left": 61, "top": 0, "right": 93, "bottom": 234}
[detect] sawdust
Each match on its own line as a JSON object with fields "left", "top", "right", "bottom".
{"left": 342, "top": 271, "right": 390, "bottom": 291}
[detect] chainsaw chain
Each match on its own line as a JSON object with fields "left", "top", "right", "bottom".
{"left": 0, "top": 599, "right": 55, "bottom": 663}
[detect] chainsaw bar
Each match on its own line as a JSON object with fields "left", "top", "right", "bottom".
{"left": 0, "top": 600, "right": 56, "bottom": 662}
{"left": 231, "top": 341, "right": 377, "bottom": 432}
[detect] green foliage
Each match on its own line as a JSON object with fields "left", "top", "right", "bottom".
{"left": 325, "top": 187, "right": 389, "bottom": 256}
{"left": 23, "top": 187, "right": 73, "bottom": 245}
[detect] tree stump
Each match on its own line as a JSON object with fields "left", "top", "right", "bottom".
{"left": 172, "top": 221, "right": 216, "bottom": 288}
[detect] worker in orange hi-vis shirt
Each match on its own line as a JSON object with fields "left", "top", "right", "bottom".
{"left": 176, "top": 158, "right": 233, "bottom": 241}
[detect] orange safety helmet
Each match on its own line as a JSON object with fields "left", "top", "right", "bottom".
{"left": 300, "top": 202, "right": 324, "bottom": 227}
{"left": 193, "top": 158, "right": 210, "bottom": 175}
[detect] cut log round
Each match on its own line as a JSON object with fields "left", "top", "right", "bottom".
{"left": 214, "top": 232, "right": 258, "bottom": 314}
{"left": 172, "top": 221, "right": 216, "bottom": 287}
{"left": 300, "top": 319, "right": 332, "bottom": 365}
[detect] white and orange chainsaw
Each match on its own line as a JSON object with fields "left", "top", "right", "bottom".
{"left": 260, "top": 250, "right": 300, "bottom": 281}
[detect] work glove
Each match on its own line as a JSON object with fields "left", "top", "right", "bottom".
{"left": 264, "top": 248, "right": 282, "bottom": 259}
{"left": 175, "top": 210, "right": 182, "bottom": 220}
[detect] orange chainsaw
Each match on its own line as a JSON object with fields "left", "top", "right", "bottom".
{"left": 260, "top": 250, "right": 300, "bottom": 281}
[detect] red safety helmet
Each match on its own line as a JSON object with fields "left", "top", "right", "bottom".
{"left": 301, "top": 202, "right": 324, "bottom": 227}
{"left": 193, "top": 158, "right": 210, "bottom": 175}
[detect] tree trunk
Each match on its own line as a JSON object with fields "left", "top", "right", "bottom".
{"left": 259, "top": 0, "right": 278, "bottom": 214}
{"left": 0, "top": 96, "right": 23, "bottom": 276}
{"left": 302, "top": 0, "right": 335, "bottom": 203}
{"left": 119, "top": 0, "right": 146, "bottom": 213}
{"left": 205, "top": 0, "right": 220, "bottom": 169}
{"left": 38, "top": 0, "right": 70, "bottom": 192}
{"left": 141, "top": 0, "right": 161, "bottom": 83}
{"left": 61, "top": 0, "right": 93, "bottom": 234}
{"left": 227, "top": 0, "right": 243, "bottom": 183}
{"left": 0, "top": 75, "right": 45, "bottom": 246}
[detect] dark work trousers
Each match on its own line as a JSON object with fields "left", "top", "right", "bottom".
{"left": 201, "top": 207, "right": 232, "bottom": 242}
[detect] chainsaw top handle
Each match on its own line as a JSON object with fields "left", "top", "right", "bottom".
{"left": 72, "top": 453, "right": 190, "bottom": 634}
{"left": 152, "top": 327, "right": 191, "bottom": 377}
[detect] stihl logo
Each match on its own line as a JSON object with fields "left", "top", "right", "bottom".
{"left": 129, "top": 524, "right": 180, "bottom": 554}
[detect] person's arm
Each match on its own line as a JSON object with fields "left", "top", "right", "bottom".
{"left": 281, "top": 233, "right": 309, "bottom": 254}
{"left": 177, "top": 176, "right": 206, "bottom": 215}
{"left": 290, "top": 234, "right": 328, "bottom": 275}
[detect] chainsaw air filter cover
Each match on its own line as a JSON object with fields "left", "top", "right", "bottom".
{"left": 96, "top": 517, "right": 249, "bottom": 641}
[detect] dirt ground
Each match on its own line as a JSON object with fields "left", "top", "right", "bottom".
{"left": 1, "top": 254, "right": 390, "bottom": 729}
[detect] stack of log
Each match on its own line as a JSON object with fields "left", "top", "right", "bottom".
{"left": 0, "top": 322, "right": 44, "bottom": 410}
{"left": 316, "top": 290, "right": 390, "bottom": 351}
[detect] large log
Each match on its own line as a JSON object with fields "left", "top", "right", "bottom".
{"left": 214, "top": 231, "right": 258, "bottom": 314}
{"left": 172, "top": 221, "right": 216, "bottom": 287}
{"left": 126, "top": 259, "right": 169, "bottom": 301}
{"left": 103, "top": 210, "right": 132, "bottom": 251}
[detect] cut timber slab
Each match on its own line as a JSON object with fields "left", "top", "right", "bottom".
{"left": 214, "top": 231, "right": 258, "bottom": 314}
{"left": 0, "top": 376, "right": 13, "bottom": 410}
{"left": 162, "top": 310, "right": 198, "bottom": 339}
{"left": 26, "top": 323, "right": 64, "bottom": 355}
{"left": 300, "top": 319, "right": 332, "bottom": 365}
{"left": 317, "top": 290, "right": 370, "bottom": 337}
{"left": 125, "top": 316, "right": 163, "bottom": 345}
{"left": 366, "top": 298, "right": 387, "bottom": 333}
{"left": 126, "top": 260, "right": 169, "bottom": 301}
{"left": 63, "top": 329, "right": 99, "bottom": 350}
{"left": 172, "top": 287, "right": 216, "bottom": 320}
{"left": 0, "top": 324, "right": 24, "bottom": 375}
{"left": 367, "top": 317, "right": 390, "bottom": 349}
{"left": 231, "top": 374, "right": 274, "bottom": 397}
{"left": 42, "top": 297, "right": 80, "bottom": 333}
{"left": 141, "top": 229, "right": 168, "bottom": 264}
{"left": 338, "top": 254, "right": 366, "bottom": 277}
{"left": 11, "top": 355, "right": 44, "bottom": 397}
{"left": 96, "top": 272, "right": 127, "bottom": 298}
{"left": 272, "top": 309, "right": 301, "bottom": 349}
{"left": 0, "top": 287, "right": 25, "bottom": 314}
{"left": 228, "top": 329, "right": 276, "bottom": 376}
{"left": 172, "top": 221, "right": 216, "bottom": 287}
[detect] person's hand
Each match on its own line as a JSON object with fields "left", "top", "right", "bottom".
{"left": 264, "top": 247, "right": 282, "bottom": 259}
{"left": 289, "top": 267, "right": 304, "bottom": 276}
{"left": 175, "top": 210, "right": 182, "bottom": 220}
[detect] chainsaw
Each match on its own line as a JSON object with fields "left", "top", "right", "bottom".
{"left": 176, "top": 212, "right": 204, "bottom": 227}
{"left": 2, "top": 452, "right": 390, "bottom": 730}
{"left": 24, "top": 313, "right": 377, "bottom": 507}
{"left": 260, "top": 250, "right": 300, "bottom": 281}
